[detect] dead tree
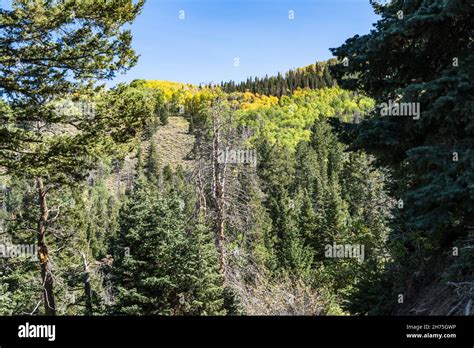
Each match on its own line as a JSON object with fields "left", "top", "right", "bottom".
{"left": 211, "top": 102, "right": 228, "bottom": 276}
{"left": 191, "top": 96, "right": 259, "bottom": 283}
{"left": 35, "top": 177, "right": 56, "bottom": 315}
{"left": 80, "top": 251, "right": 94, "bottom": 315}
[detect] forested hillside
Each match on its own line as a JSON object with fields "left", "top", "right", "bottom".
{"left": 0, "top": 0, "right": 472, "bottom": 317}
{"left": 219, "top": 60, "right": 336, "bottom": 97}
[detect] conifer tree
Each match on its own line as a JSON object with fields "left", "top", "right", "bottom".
{"left": 144, "top": 141, "right": 160, "bottom": 185}
{"left": 111, "top": 171, "right": 225, "bottom": 315}
{"left": 331, "top": 0, "right": 474, "bottom": 305}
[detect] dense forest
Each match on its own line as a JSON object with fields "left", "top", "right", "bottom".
{"left": 218, "top": 60, "right": 336, "bottom": 97}
{"left": 0, "top": 0, "right": 472, "bottom": 317}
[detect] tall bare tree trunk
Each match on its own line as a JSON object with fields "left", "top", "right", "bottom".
{"left": 212, "top": 111, "right": 227, "bottom": 279}
{"left": 195, "top": 161, "right": 208, "bottom": 216}
{"left": 36, "top": 177, "right": 56, "bottom": 315}
{"left": 80, "top": 251, "right": 93, "bottom": 315}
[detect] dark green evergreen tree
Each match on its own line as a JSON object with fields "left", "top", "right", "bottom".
{"left": 111, "top": 171, "right": 225, "bottom": 315}
{"left": 331, "top": 0, "right": 474, "bottom": 313}
{"left": 144, "top": 142, "right": 161, "bottom": 185}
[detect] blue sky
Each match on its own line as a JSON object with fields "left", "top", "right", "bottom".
{"left": 110, "top": 0, "right": 379, "bottom": 86}
{"left": 1, "top": 0, "right": 379, "bottom": 86}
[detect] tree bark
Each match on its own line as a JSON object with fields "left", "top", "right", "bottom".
{"left": 36, "top": 177, "right": 56, "bottom": 315}
{"left": 80, "top": 251, "right": 93, "bottom": 315}
{"left": 211, "top": 110, "right": 227, "bottom": 279}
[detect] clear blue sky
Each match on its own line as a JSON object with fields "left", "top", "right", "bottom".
{"left": 110, "top": 0, "right": 379, "bottom": 86}
{"left": 108, "top": 0, "right": 380, "bottom": 86}
{"left": 1, "top": 0, "right": 379, "bottom": 86}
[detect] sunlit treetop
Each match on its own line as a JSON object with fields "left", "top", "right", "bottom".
{"left": 140, "top": 80, "right": 198, "bottom": 102}
{"left": 227, "top": 92, "right": 279, "bottom": 110}
{"left": 238, "top": 87, "right": 375, "bottom": 151}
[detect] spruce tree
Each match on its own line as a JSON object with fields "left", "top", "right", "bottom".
{"left": 111, "top": 173, "right": 225, "bottom": 315}
{"left": 144, "top": 141, "right": 160, "bottom": 185}
{"left": 331, "top": 0, "right": 473, "bottom": 312}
